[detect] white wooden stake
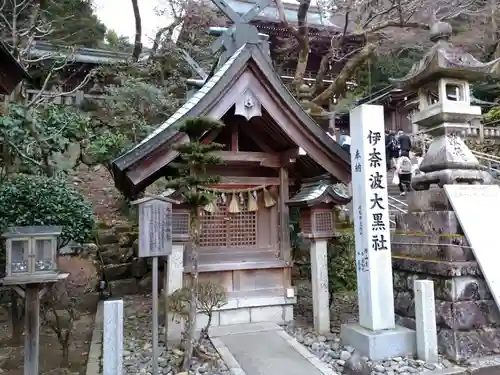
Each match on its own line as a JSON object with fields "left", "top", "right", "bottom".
{"left": 103, "top": 299, "right": 123, "bottom": 375}
{"left": 414, "top": 280, "right": 438, "bottom": 363}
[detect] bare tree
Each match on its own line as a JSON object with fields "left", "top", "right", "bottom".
{"left": 40, "top": 258, "right": 97, "bottom": 367}
{"left": 274, "top": 0, "right": 491, "bottom": 116}
{"left": 131, "top": 0, "right": 143, "bottom": 61}
{"left": 0, "top": 0, "right": 96, "bottom": 105}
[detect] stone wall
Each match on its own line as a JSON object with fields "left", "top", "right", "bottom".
{"left": 393, "top": 268, "right": 500, "bottom": 362}
{"left": 392, "top": 192, "right": 500, "bottom": 362}
{"left": 97, "top": 223, "right": 161, "bottom": 297}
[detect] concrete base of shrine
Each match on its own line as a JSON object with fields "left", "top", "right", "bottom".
{"left": 196, "top": 294, "right": 296, "bottom": 329}
{"left": 340, "top": 323, "right": 416, "bottom": 361}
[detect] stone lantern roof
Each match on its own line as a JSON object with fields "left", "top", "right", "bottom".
{"left": 390, "top": 21, "right": 500, "bottom": 89}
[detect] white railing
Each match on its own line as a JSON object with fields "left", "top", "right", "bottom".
{"left": 389, "top": 129, "right": 500, "bottom": 219}
{"left": 24, "top": 89, "right": 105, "bottom": 106}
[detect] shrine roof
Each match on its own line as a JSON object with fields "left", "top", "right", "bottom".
{"left": 355, "top": 85, "right": 496, "bottom": 109}
{"left": 223, "top": 0, "right": 336, "bottom": 28}
{"left": 390, "top": 22, "right": 500, "bottom": 89}
{"left": 112, "top": 42, "right": 351, "bottom": 195}
{"left": 28, "top": 41, "right": 150, "bottom": 65}
{"left": 0, "top": 40, "right": 30, "bottom": 94}
{"left": 287, "top": 178, "right": 351, "bottom": 207}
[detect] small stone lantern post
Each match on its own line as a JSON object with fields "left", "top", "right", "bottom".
{"left": 2, "top": 225, "right": 69, "bottom": 375}
{"left": 287, "top": 178, "right": 350, "bottom": 334}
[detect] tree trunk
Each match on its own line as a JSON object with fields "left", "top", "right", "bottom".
{"left": 312, "top": 43, "right": 376, "bottom": 106}
{"left": 182, "top": 208, "right": 201, "bottom": 371}
{"left": 292, "top": 0, "right": 311, "bottom": 94}
{"left": 61, "top": 345, "right": 70, "bottom": 368}
{"left": 131, "top": 0, "right": 143, "bottom": 61}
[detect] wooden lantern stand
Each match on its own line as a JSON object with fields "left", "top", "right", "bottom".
{"left": 2, "top": 275, "right": 69, "bottom": 375}
{"left": 1, "top": 226, "right": 69, "bottom": 375}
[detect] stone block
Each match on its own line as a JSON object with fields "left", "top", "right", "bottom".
{"left": 219, "top": 308, "right": 251, "bottom": 325}
{"left": 394, "top": 272, "right": 491, "bottom": 302}
{"left": 438, "top": 327, "right": 500, "bottom": 361}
{"left": 394, "top": 291, "right": 415, "bottom": 317}
{"left": 340, "top": 323, "right": 416, "bottom": 361}
{"left": 407, "top": 189, "right": 452, "bottom": 212}
{"left": 396, "top": 314, "right": 416, "bottom": 330}
{"left": 250, "top": 306, "right": 283, "bottom": 323}
{"left": 392, "top": 256, "right": 481, "bottom": 277}
{"left": 395, "top": 211, "right": 463, "bottom": 236}
{"left": 103, "top": 263, "right": 132, "bottom": 281}
{"left": 436, "top": 300, "right": 500, "bottom": 330}
{"left": 391, "top": 233, "right": 472, "bottom": 261}
{"left": 108, "top": 279, "right": 139, "bottom": 297}
{"left": 450, "top": 276, "right": 492, "bottom": 301}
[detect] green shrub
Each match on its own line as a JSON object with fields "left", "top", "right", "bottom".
{"left": 0, "top": 174, "right": 95, "bottom": 248}
{"left": 328, "top": 232, "right": 357, "bottom": 295}
{"left": 483, "top": 106, "right": 500, "bottom": 124}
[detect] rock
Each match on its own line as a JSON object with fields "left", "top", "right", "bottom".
{"left": 103, "top": 263, "right": 132, "bottom": 280}
{"left": 340, "top": 350, "right": 352, "bottom": 361}
{"left": 344, "top": 351, "right": 370, "bottom": 375}
{"left": 311, "top": 342, "right": 321, "bottom": 352}
{"left": 98, "top": 230, "right": 119, "bottom": 245}
{"left": 303, "top": 336, "right": 314, "bottom": 346}
{"left": 373, "top": 364, "right": 386, "bottom": 372}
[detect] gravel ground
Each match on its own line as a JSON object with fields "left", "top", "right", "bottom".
{"left": 114, "top": 295, "right": 229, "bottom": 375}
{"left": 107, "top": 281, "right": 461, "bottom": 375}
{"left": 287, "top": 281, "right": 454, "bottom": 375}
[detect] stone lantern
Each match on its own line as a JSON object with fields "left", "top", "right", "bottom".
{"left": 2, "top": 225, "right": 65, "bottom": 285}
{"left": 286, "top": 177, "right": 351, "bottom": 334}
{"left": 389, "top": 22, "right": 500, "bottom": 361}
{"left": 390, "top": 21, "right": 500, "bottom": 190}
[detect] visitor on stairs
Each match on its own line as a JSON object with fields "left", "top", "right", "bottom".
{"left": 397, "top": 129, "right": 412, "bottom": 157}
{"left": 412, "top": 150, "right": 424, "bottom": 176}
{"left": 341, "top": 133, "right": 351, "bottom": 154}
{"left": 396, "top": 154, "right": 413, "bottom": 196}
{"left": 386, "top": 131, "right": 399, "bottom": 171}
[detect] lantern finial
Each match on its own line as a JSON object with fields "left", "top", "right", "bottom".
{"left": 429, "top": 21, "right": 452, "bottom": 43}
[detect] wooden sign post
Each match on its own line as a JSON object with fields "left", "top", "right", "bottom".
{"left": 132, "top": 196, "right": 176, "bottom": 375}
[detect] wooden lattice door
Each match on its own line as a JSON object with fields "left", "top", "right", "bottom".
{"left": 200, "top": 200, "right": 257, "bottom": 248}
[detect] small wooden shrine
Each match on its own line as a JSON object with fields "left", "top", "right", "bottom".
{"left": 0, "top": 40, "right": 30, "bottom": 95}
{"left": 112, "top": 0, "right": 351, "bottom": 326}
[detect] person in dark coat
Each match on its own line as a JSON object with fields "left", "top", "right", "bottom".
{"left": 385, "top": 131, "right": 399, "bottom": 170}
{"left": 397, "top": 129, "right": 412, "bottom": 157}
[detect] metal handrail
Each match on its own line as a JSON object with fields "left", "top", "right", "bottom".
{"left": 411, "top": 128, "right": 500, "bottom": 168}
{"left": 388, "top": 195, "right": 408, "bottom": 208}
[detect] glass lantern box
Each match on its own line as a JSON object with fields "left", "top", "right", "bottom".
{"left": 2, "top": 226, "right": 62, "bottom": 284}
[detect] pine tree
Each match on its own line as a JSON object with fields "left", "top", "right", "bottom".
{"left": 166, "top": 116, "right": 225, "bottom": 370}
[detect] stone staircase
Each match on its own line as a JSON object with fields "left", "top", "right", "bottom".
{"left": 386, "top": 170, "right": 408, "bottom": 228}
